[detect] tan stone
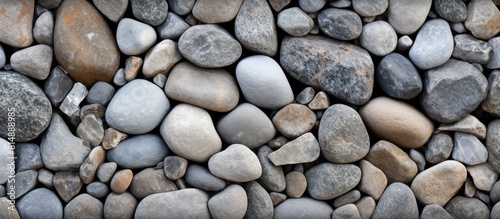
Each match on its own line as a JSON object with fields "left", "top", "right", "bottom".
{"left": 359, "top": 160, "right": 387, "bottom": 200}
{"left": 411, "top": 160, "right": 467, "bottom": 206}
{"left": 272, "top": 103, "right": 316, "bottom": 138}
{"left": 359, "top": 96, "right": 434, "bottom": 149}
{"left": 124, "top": 56, "right": 143, "bottom": 81}
{"left": 467, "top": 163, "right": 498, "bottom": 192}
{"left": 355, "top": 196, "right": 376, "bottom": 219}
{"left": 270, "top": 192, "right": 287, "bottom": 206}
{"left": 54, "top": 0, "right": 120, "bottom": 86}
{"left": 464, "top": 177, "right": 476, "bottom": 197}
{"left": 0, "top": 0, "right": 34, "bottom": 48}
{"left": 308, "top": 91, "right": 330, "bottom": 110}
{"left": 438, "top": 114, "right": 486, "bottom": 139}
{"left": 79, "top": 146, "right": 106, "bottom": 184}
{"left": 110, "top": 169, "right": 133, "bottom": 193}
{"left": 365, "top": 140, "right": 417, "bottom": 183}
{"left": 464, "top": 0, "right": 500, "bottom": 40}
{"left": 142, "top": 39, "right": 182, "bottom": 78}
{"left": 102, "top": 128, "right": 127, "bottom": 150}
{"left": 285, "top": 171, "right": 307, "bottom": 198}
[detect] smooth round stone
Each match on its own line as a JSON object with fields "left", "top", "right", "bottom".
{"left": 360, "top": 21, "right": 397, "bottom": 56}
{"left": 17, "top": 188, "right": 62, "bottom": 219}
{"left": 217, "top": 103, "right": 276, "bottom": 149}
{"left": 161, "top": 104, "right": 222, "bottom": 162}
{"left": 235, "top": 0, "right": 278, "bottom": 56}
{"left": 494, "top": 203, "right": 500, "bottom": 219}
{"left": 192, "top": 0, "right": 243, "bottom": 23}
{"left": 305, "top": 162, "right": 361, "bottom": 200}
{"left": 372, "top": 183, "right": 419, "bottom": 219}
{"left": 0, "top": 0, "right": 33, "bottom": 47}
{"left": 86, "top": 81, "right": 115, "bottom": 106}
{"left": 355, "top": 197, "right": 376, "bottom": 219}
{"left": 208, "top": 184, "right": 247, "bottom": 219}
{"left": 285, "top": 171, "right": 307, "bottom": 198}
{"left": 319, "top": 104, "right": 370, "bottom": 163}
{"left": 365, "top": 140, "right": 418, "bottom": 183}
{"left": 64, "top": 194, "right": 103, "bottom": 218}
{"left": 33, "top": 11, "right": 54, "bottom": 45}
{"left": 445, "top": 196, "right": 490, "bottom": 219}
{"left": 54, "top": 0, "right": 120, "bottom": 86}
{"left": 106, "top": 79, "right": 170, "bottom": 134}
{"left": 434, "top": 0, "right": 467, "bottom": 22}
{"left": 110, "top": 169, "right": 133, "bottom": 194}
{"left": 488, "top": 38, "right": 500, "bottom": 70}
{"left": 277, "top": 7, "right": 314, "bottom": 37}
{"left": 296, "top": 87, "right": 315, "bottom": 104}
{"left": 397, "top": 35, "right": 413, "bottom": 51}
{"left": 130, "top": 168, "right": 177, "bottom": 199}
{"left": 425, "top": 133, "right": 453, "bottom": 164}
{"left": 388, "top": 0, "right": 432, "bottom": 35}
{"left": 244, "top": 181, "right": 274, "bottom": 219}
{"left": 257, "top": 146, "right": 286, "bottom": 192}
{"left": 37, "top": 168, "right": 54, "bottom": 189}
{"left": 86, "top": 181, "right": 109, "bottom": 199}
{"left": 185, "top": 164, "right": 226, "bottom": 192}
{"left": 299, "top": 0, "right": 325, "bottom": 13}
{"left": 359, "top": 160, "right": 387, "bottom": 200}
{"left": 167, "top": 0, "right": 195, "bottom": 15}
{"left": 135, "top": 188, "right": 210, "bottom": 219}
{"left": 7, "top": 170, "right": 37, "bottom": 199}
{"left": 464, "top": 0, "right": 500, "bottom": 40}
{"left": 421, "top": 59, "right": 488, "bottom": 123}
{"left": 0, "top": 71, "right": 52, "bottom": 142}
{"left": 421, "top": 204, "right": 453, "bottom": 219}
{"left": 0, "top": 45, "right": 5, "bottom": 68}
{"left": 409, "top": 19, "right": 454, "bottom": 70}
{"left": 113, "top": 68, "right": 126, "bottom": 86}
{"left": 359, "top": 97, "right": 434, "bottom": 149}
{"left": 452, "top": 132, "right": 488, "bottom": 165}
{"left": 93, "top": 0, "right": 128, "bottom": 22}
{"left": 107, "top": 134, "right": 168, "bottom": 169}
{"left": 116, "top": 18, "right": 157, "bottom": 56}
{"left": 491, "top": 181, "right": 500, "bottom": 203}
{"left": 352, "top": 0, "right": 388, "bottom": 17}
{"left": 236, "top": 55, "right": 294, "bottom": 109}
{"left": 157, "top": 12, "right": 190, "bottom": 40}
{"left": 411, "top": 160, "right": 467, "bottom": 206}
{"left": 104, "top": 192, "right": 137, "bottom": 219}
{"left": 142, "top": 39, "right": 182, "bottom": 78}
{"left": 163, "top": 156, "right": 188, "bottom": 181}
{"left": 274, "top": 198, "right": 332, "bottom": 219}
{"left": 165, "top": 61, "right": 239, "bottom": 112}
{"left": 376, "top": 53, "right": 422, "bottom": 99}
{"left": 130, "top": 0, "right": 168, "bottom": 26}
{"left": 334, "top": 190, "right": 361, "bottom": 207}
{"left": 208, "top": 144, "right": 262, "bottom": 182}
{"left": 318, "top": 8, "right": 362, "bottom": 41}
{"left": 410, "top": 149, "right": 426, "bottom": 172}
{"left": 331, "top": 204, "right": 361, "bottom": 219}
{"left": 272, "top": 104, "right": 316, "bottom": 138}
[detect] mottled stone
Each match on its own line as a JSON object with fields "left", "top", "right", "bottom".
{"left": 17, "top": 188, "right": 62, "bottom": 219}
{"left": 143, "top": 39, "right": 182, "bottom": 78}
{"left": 130, "top": 168, "right": 177, "bottom": 199}
{"left": 135, "top": 189, "right": 210, "bottom": 219}
{"left": 107, "top": 134, "right": 168, "bottom": 169}
{"left": 53, "top": 171, "right": 83, "bottom": 202}
{"left": 104, "top": 192, "right": 137, "bottom": 219}
{"left": 425, "top": 133, "right": 453, "bottom": 164}
{"left": 360, "top": 21, "right": 397, "bottom": 56}
{"left": 157, "top": 12, "right": 190, "bottom": 40}
{"left": 273, "top": 104, "right": 315, "bottom": 138}
{"left": 296, "top": 87, "right": 315, "bottom": 104}
{"left": 33, "top": 11, "right": 54, "bottom": 45}
{"left": 434, "top": 0, "right": 467, "bottom": 22}
{"left": 268, "top": 133, "right": 320, "bottom": 166}
{"left": 365, "top": 140, "right": 418, "bottom": 183}
{"left": 0, "top": 0, "right": 34, "bottom": 47}
{"left": 79, "top": 146, "right": 106, "bottom": 184}
{"left": 445, "top": 196, "right": 490, "bottom": 219}
{"left": 387, "top": 0, "right": 432, "bottom": 35}
{"left": 257, "top": 146, "right": 286, "bottom": 192}
{"left": 209, "top": 144, "right": 262, "bottom": 182}
{"left": 244, "top": 181, "right": 274, "bottom": 219}
{"left": 110, "top": 169, "right": 133, "bottom": 193}
{"left": 64, "top": 194, "right": 103, "bottom": 218}
{"left": 482, "top": 71, "right": 500, "bottom": 117}
{"left": 352, "top": 0, "right": 388, "bottom": 17}
{"left": 372, "top": 183, "right": 419, "bottom": 219}
{"left": 376, "top": 53, "right": 422, "bottom": 99}
{"left": 307, "top": 91, "right": 330, "bottom": 110}
{"left": 192, "top": 0, "right": 242, "bottom": 23}
{"left": 452, "top": 34, "right": 493, "bottom": 65}
{"left": 318, "top": 8, "right": 362, "bottom": 41}
{"left": 76, "top": 114, "right": 104, "bottom": 147}
{"left": 439, "top": 114, "right": 486, "bottom": 139}
{"left": 356, "top": 197, "right": 376, "bottom": 219}
{"left": 130, "top": 0, "right": 168, "bottom": 26}
{"left": 409, "top": 19, "right": 454, "bottom": 70}
{"left": 464, "top": 0, "right": 500, "bottom": 40}
{"left": 452, "top": 132, "right": 488, "bottom": 165}
{"left": 15, "top": 143, "right": 43, "bottom": 172}
{"left": 305, "top": 162, "right": 361, "bottom": 200}
{"left": 163, "top": 156, "right": 188, "bottom": 181}
{"left": 102, "top": 128, "right": 127, "bottom": 150}
{"left": 277, "top": 7, "right": 314, "bottom": 37}
{"left": 124, "top": 56, "right": 142, "bottom": 81}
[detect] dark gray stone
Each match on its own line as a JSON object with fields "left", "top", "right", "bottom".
{"left": 305, "top": 162, "right": 361, "bottom": 200}
{"left": 420, "top": 204, "right": 453, "bottom": 219}
{"left": 257, "top": 146, "right": 286, "bottom": 192}
{"left": 376, "top": 53, "right": 422, "bottom": 99}
{"left": 487, "top": 120, "right": 500, "bottom": 172}
{"left": 318, "top": 8, "right": 362, "bottom": 41}
{"left": 445, "top": 196, "right": 489, "bottom": 219}
{"left": 425, "top": 133, "right": 453, "bottom": 164}
{"left": 274, "top": 198, "right": 333, "bottom": 219}
{"left": 421, "top": 59, "right": 488, "bottom": 123}
{"left": 107, "top": 134, "right": 169, "bottom": 169}
{"left": 434, "top": 0, "right": 467, "bottom": 22}
{"left": 17, "top": 188, "right": 63, "bottom": 219}
{"left": 130, "top": 0, "right": 168, "bottom": 26}
{"left": 86, "top": 81, "right": 115, "bottom": 106}
{"left": 474, "top": 190, "right": 490, "bottom": 205}
{"left": 452, "top": 132, "right": 488, "bottom": 165}
{"left": 33, "top": 11, "right": 53, "bottom": 45}
{"left": 157, "top": 12, "right": 190, "bottom": 40}
{"left": 135, "top": 188, "right": 210, "bottom": 218}
{"left": 6, "top": 170, "right": 37, "bottom": 199}
{"left": 0, "top": 71, "right": 52, "bottom": 142}
{"left": 296, "top": 87, "right": 315, "bottom": 104}
{"left": 208, "top": 184, "right": 247, "bottom": 219}
{"left": 130, "top": 168, "right": 177, "bottom": 199}
{"left": 64, "top": 194, "right": 103, "bottom": 219}
{"left": 493, "top": 202, "right": 500, "bottom": 219}
{"left": 167, "top": 0, "right": 195, "bottom": 15}
{"left": 185, "top": 164, "right": 226, "bottom": 192}
{"left": 452, "top": 34, "right": 493, "bottom": 65}
{"left": 104, "top": 192, "right": 137, "bottom": 219}
{"left": 163, "top": 156, "right": 188, "bottom": 181}
{"left": 38, "top": 0, "right": 61, "bottom": 9}
{"left": 372, "top": 183, "right": 419, "bottom": 219}
{"left": 280, "top": 35, "right": 374, "bottom": 105}
{"left": 482, "top": 71, "right": 500, "bottom": 117}
{"left": 15, "top": 143, "right": 43, "bottom": 172}
{"left": 244, "top": 181, "right": 274, "bottom": 219}
{"left": 53, "top": 171, "right": 82, "bottom": 202}
{"left": 86, "top": 181, "right": 109, "bottom": 199}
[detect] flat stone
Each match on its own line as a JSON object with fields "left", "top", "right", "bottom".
{"left": 143, "top": 40, "right": 182, "bottom": 78}
{"left": 352, "top": 0, "right": 388, "bottom": 17}
{"left": 97, "top": 162, "right": 117, "bottom": 183}
{"left": 452, "top": 132, "right": 488, "bottom": 165}
{"left": 33, "top": 11, "right": 54, "bottom": 45}
{"left": 334, "top": 190, "right": 361, "bottom": 207}
{"left": 76, "top": 114, "right": 104, "bottom": 147}
{"left": 163, "top": 156, "right": 188, "bottom": 180}
{"left": 244, "top": 181, "right": 274, "bottom": 219}
{"left": 192, "top": 0, "right": 242, "bottom": 23}
{"left": 157, "top": 12, "right": 190, "bottom": 40}
{"left": 59, "top": 82, "right": 88, "bottom": 117}
{"left": 185, "top": 164, "right": 226, "bottom": 192}
{"left": 86, "top": 81, "right": 115, "bottom": 106}
{"left": 482, "top": 71, "right": 500, "bottom": 117}
{"left": 130, "top": 0, "right": 168, "bottom": 26}
{"left": 130, "top": 168, "right": 177, "bottom": 199}
{"left": 359, "top": 160, "right": 387, "bottom": 200}
{"left": 280, "top": 35, "right": 374, "bottom": 105}
{"left": 86, "top": 181, "right": 109, "bottom": 198}
{"left": 257, "top": 146, "right": 286, "bottom": 192}
{"left": 217, "top": 103, "right": 276, "bottom": 149}
{"left": 273, "top": 104, "right": 316, "bottom": 138}
{"left": 104, "top": 192, "right": 137, "bottom": 219}
{"left": 355, "top": 197, "right": 376, "bottom": 219}
{"left": 116, "top": 18, "right": 157, "bottom": 56}
{"left": 208, "top": 144, "right": 262, "bottom": 182}
{"left": 365, "top": 140, "right": 418, "bottom": 183}
{"left": 43, "top": 67, "right": 72, "bottom": 107}
{"left": 54, "top": 0, "right": 120, "bottom": 86}
{"left": 268, "top": 132, "right": 320, "bottom": 166}
{"left": 17, "top": 188, "right": 62, "bottom": 219}
{"left": 64, "top": 194, "right": 103, "bottom": 218}
{"left": 409, "top": 19, "right": 454, "bottom": 70}
{"left": 0, "top": 71, "right": 52, "bottom": 142}
{"left": 208, "top": 184, "right": 247, "bottom": 219}
{"left": 37, "top": 168, "right": 54, "bottom": 188}
{"left": 53, "top": 171, "right": 82, "bottom": 202}
{"left": 296, "top": 87, "right": 315, "bottom": 104}
{"left": 388, "top": 0, "right": 432, "bottom": 35}
{"left": 445, "top": 196, "right": 490, "bottom": 219}
{"left": 40, "top": 113, "right": 91, "bottom": 170}
{"left": 305, "top": 162, "right": 361, "bottom": 200}
{"left": 179, "top": 24, "right": 242, "bottom": 68}
{"left": 101, "top": 128, "right": 127, "bottom": 150}
{"left": 421, "top": 204, "right": 453, "bottom": 219}
{"left": 6, "top": 170, "right": 37, "bottom": 199}
{"left": 107, "top": 134, "right": 169, "bottom": 169}
{"left": 161, "top": 104, "right": 221, "bottom": 162}
{"left": 467, "top": 163, "right": 498, "bottom": 192}
{"left": 15, "top": 143, "right": 43, "bottom": 172}
{"left": 285, "top": 171, "right": 307, "bottom": 198}
{"left": 439, "top": 115, "right": 486, "bottom": 139}
{"left": 372, "top": 183, "right": 419, "bottom": 219}
{"left": 411, "top": 160, "right": 467, "bottom": 206}
{"left": 135, "top": 188, "right": 210, "bottom": 219}
{"left": 421, "top": 59, "right": 488, "bottom": 123}
{"left": 331, "top": 204, "right": 361, "bottom": 219}
{"left": 0, "top": 0, "right": 34, "bottom": 47}
{"left": 167, "top": 0, "right": 195, "bottom": 15}
{"left": 319, "top": 104, "right": 370, "bottom": 163}
{"left": 318, "top": 8, "right": 362, "bottom": 41}
{"left": 376, "top": 53, "right": 422, "bottom": 99}
{"left": 110, "top": 169, "right": 133, "bottom": 193}
{"left": 464, "top": 0, "right": 500, "bottom": 40}
{"left": 165, "top": 61, "right": 239, "bottom": 112}
{"left": 79, "top": 146, "right": 106, "bottom": 184}
{"left": 274, "top": 198, "right": 332, "bottom": 219}
{"left": 452, "top": 34, "right": 493, "bottom": 65}
{"left": 277, "top": 7, "right": 314, "bottom": 37}
{"left": 93, "top": 0, "right": 128, "bottom": 22}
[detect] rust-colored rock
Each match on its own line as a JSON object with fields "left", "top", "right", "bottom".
{"left": 0, "top": 0, "right": 34, "bottom": 48}
{"left": 110, "top": 169, "right": 133, "bottom": 194}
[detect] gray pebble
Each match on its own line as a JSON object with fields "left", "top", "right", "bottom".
{"left": 86, "top": 81, "right": 115, "bottom": 106}
{"left": 130, "top": 0, "right": 168, "bottom": 26}
{"left": 372, "top": 183, "right": 419, "bottom": 219}
{"left": 64, "top": 194, "right": 103, "bottom": 218}
{"left": 129, "top": 168, "right": 177, "bottom": 199}
{"left": 277, "top": 7, "right": 314, "bottom": 37}
{"left": 116, "top": 18, "right": 157, "bottom": 56}
{"left": 360, "top": 21, "right": 397, "bottom": 56}
{"left": 299, "top": 0, "right": 326, "bottom": 13}
{"left": 409, "top": 19, "right": 454, "bottom": 70}
{"left": 33, "top": 11, "right": 54, "bottom": 45}
{"left": 86, "top": 181, "right": 109, "bottom": 199}
{"left": 113, "top": 68, "right": 126, "bottom": 86}
{"left": 445, "top": 196, "right": 489, "bottom": 219}
{"left": 274, "top": 198, "right": 333, "bottom": 219}
{"left": 167, "top": 0, "right": 195, "bottom": 15}
{"left": 452, "top": 34, "right": 493, "bottom": 65}
{"left": 17, "top": 188, "right": 63, "bottom": 219}
{"left": 425, "top": 133, "right": 453, "bottom": 164}
{"left": 59, "top": 82, "right": 88, "bottom": 118}
{"left": 93, "top": 0, "right": 128, "bottom": 22}
{"left": 305, "top": 162, "right": 361, "bottom": 200}
{"left": 97, "top": 162, "right": 117, "bottom": 183}
{"left": 352, "top": 0, "right": 388, "bottom": 17}
{"left": 334, "top": 190, "right": 361, "bottom": 208}
{"left": 318, "top": 8, "right": 362, "bottom": 41}
{"left": 11, "top": 44, "right": 53, "bottom": 80}
{"left": 397, "top": 35, "right": 413, "bottom": 52}
{"left": 104, "top": 192, "right": 137, "bottom": 219}
{"left": 376, "top": 53, "right": 422, "bottom": 99}
{"left": 257, "top": 146, "right": 286, "bottom": 192}
{"left": 244, "top": 181, "right": 274, "bottom": 219}
{"left": 185, "top": 164, "right": 226, "bottom": 192}
{"left": 452, "top": 132, "right": 488, "bottom": 165}
{"left": 157, "top": 12, "right": 190, "bottom": 40}
{"left": 15, "top": 143, "right": 43, "bottom": 172}
{"left": 107, "top": 134, "right": 169, "bottom": 169}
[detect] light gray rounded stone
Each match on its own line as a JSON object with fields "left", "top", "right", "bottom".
{"left": 208, "top": 184, "right": 248, "bottom": 219}
{"left": 452, "top": 132, "right": 488, "bottom": 165}
{"left": 116, "top": 18, "right": 157, "bottom": 56}
{"left": 86, "top": 181, "right": 109, "bottom": 199}
{"left": 409, "top": 19, "right": 454, "bottom": 70}
{"left": 352, "top": 0, "right": 388, "bottom": 17}
{"left": 372, "top": 182, "right": 419, "bottom": 219}
{"left": 299, "top": 0, "right": 326, "bottom": 13}
{"left": 274, "top": 198, "right": 333, "bottom": 219}
{"left": 360, "top": 21, "right": 397, "bottom": 56}
{"left": 277, "top": 7, "right": 314, "bottom": 37}
{"left": 93, "top": 0, "right": 128, "bottom": 22}
{"left": 86, "top": 81, "right": 115, "bottom": 106}
{"left": 208, "top": 144, "right": 262, "bottom": 183}
{"left": 185, "top": 164, "right": 226, "bottom": 192}
{"left": 388, "top": 0, "right": 432, "bottom": 35}
{"left": 33, "top": 11, "right": 54, "bottom": 45}
{"left": 104, "top": 192, "right": 137, "bottom": 219}
{"left": 97, "top": 162, "right": 117, "bottom": 183}
{"left": 331, "top": 204, "right": 362, "bottom": 219}
{"left": 17, "top": 188, "right": 62, "bottom": 219}
{"left": 113, "top": 68, "right": 126, "bottom": 86}
{"left": 305, "top": 162, "right": 361, "bottom": 200}
{"left": 15, "top": 143, "right": 43, "bottom": 172}
{"left": 107, "top": 134, "right": 169, "bottom": 169}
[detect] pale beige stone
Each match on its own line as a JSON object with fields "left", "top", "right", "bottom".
{"left": 308, "top": 91, "right": 330, "bottom": 110}
{"left": 438, "top": 114, "right": 486, "bottom": 139}
{"left": 365, "top": 140, "right": 417, "bottom": 183}
{"left": 467, "top": 163, "right": 498, "bottom": 191}
{"left": 359, "top": 160, "right": 387, "bottom": 200}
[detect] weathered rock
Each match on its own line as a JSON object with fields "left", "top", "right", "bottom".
{"left": 76, "top": 114, "right": 104, "bottom": 147}
{"left": 59, "top": 82, "right": 88, "bottom": 118}
{"left": 86, "top": 181, "right": 109, "bottom": 198}
{"left": 268, "top": 132, "right": 320, "bottom": 166}
{"left": 130, "top": 0, "right": 168, "bottom": 26}
{"left": 445, "top": 196, "right": 490, "bottom": 219}
{"left": 64, "top": 194, "right": 103, "bottom": 218}
{"left": 464, "top": 0, "right": 500, "bottom": 40}
{"left": 0, "top": 197, "right": 20, "bottom": 218}
{"left": 93, "top": 0, "right": 128, "bottom": 22}
{"left": 124, "top": 56, "right": 142, "bottom": 81}
{"left": 11, "top": 44, "right": 53, "bottom": 80}
{"left": 387, "top": 0, "right": 432, "bottom": 35}
{"left": 101, "top": 128, "right": 127, "bottom": 150}
{"left": 37, "top": 168, "right": 54, "bottom": 188}
{"left": 434, "top": 0, "right": 467, "bottom": 22}
{"left": 17, "top": 188, "right": 63, "bottom": 219}
{"left": 107, "top": 134, "right": 168, "bottom": 169}
{"left": 130, "top": 168, "right": 177, "bottom": 199}
{"left": 409, "top": 19, "right": 454, "bottom": 70}
{"left": 356, "top": 197, "right": 376, "bottom": 219}
{"left": 104, "top": 192, "right": 137, "bottom": 219}
{"left": 453, "top": 34, "right": 493, "bottom": 65}
{"left": 425, "top": 133, "right": 453, "bottom": 164}
{"left": 244, "top": 181, "right": 274, "bottom": 219}
{"left": 488, "top": 120, "right": 500, "bottom": 172}
{"left": 352, "top": 0, "right": 388, "bottom": 17}
{"left": 0, "top": 0, "right": 34, "bottom": 47}
{"left": 365, "top": 140, "right": 418, "bottom": 183}
{"left": 185, "top": 164, "right": 226, "bottom": 192}
{"left": 318, "top": 8, "right": 362, "bottom": 41}
{"left": 452, "top": 132, "right": 488, "bottom": 165}
{"left": 53, "top": 171, "right": 83, "bottom": 202}
{"left": 257, "top": 146, "right": 286, "bottom": 192}
{"left": 273, "top": 104, "right": 315, "bottom": 138}
{"left": 359, "top": 160, "right": 387, "bottom": 200}
{"left": 467, "top": 163, "right": 498, "bottom": 192}
{"left": 79, "top": 146, "right": 106, "bottom": 184}
{"left": 305, "top": 162, "right": 361, "bottom": 200}
{"left": 438, "top": 115, "right": 486, "bottom": 139}
{"left": 209, "top": 144, "right": 262, "bottom": 182}
{"left": 377, "top": 53, "right": 422, "bottom": 99}
{"left": 163, "top": 156, "right": 188, "bottom": 181}
{"left": 277, "top": 7, "right": 314, "bottom": 37}
{"left": 116, "top": 18, "right": 157, "bottom": 56}
{"left": 274, "top": 198, "right": 333, "bottom": 219}
{"left": 6, "top": 170, "right": 37, "bottom": 199}
{"left": 296, "top": 87, "right": 315, "bottom": 104}
{"left": 482, "top": 71, "right": 500, "bottom": 117}
{"left": 192, "top": 0, "right": 243, "bottom": 23}
{"left": 208, "top": 184, "right": 248, "bottom": 219}
{"left": 15, "top": 143, "right": 43, "bottom": 172}
{"left": 308, "top": 91, "right": 330, "bottom": 110}
{"left": 360, "top": 21, "right": 397, "bottom": 56}
{"left": 372, "top": 183, "right": 419, "bottom": 219}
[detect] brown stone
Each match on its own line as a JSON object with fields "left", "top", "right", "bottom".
{"left": 464, "top": 177, "right": 476, "bottom": 197}
{"left": 359, "top": 97, "right": 434, "bottom": 149}
{"left": 129, "top": 168, "right": 178, "bottom": 199}
{"left": 142, "top": 39, "right": 182, "bottom": 78}
{"left": 54, "top": 0, "right": 120, "bottom": 87}
{"left": 0, "top": 0, "right": 34, "bottom": 48}
{"left": 464, "top": 0, "right": 500, "bottom": 40}
{"left": 79, "top": 146, "right": 106, "bottom": 184}
{"left": 53, "top": 171, "right": 83, "bottom": 202}
{"left": 270, "top": 192, "right": 287, "bottom": 206}
{"left": 308, "top": 91, "right": 330, "bottom": 110}
{"left": 269, "top": 0, "right": 291, "bottom": 12}
{"left": 110, "top": 169, "right": 133, "bottom": 193}
{"left": 124, "top": 56, "right": 143, "bottom": 81}
{"left": 272, "top": 103, "right": 316, "bottom": 138}
{"left": 102, "top": 128, "right": 128, "bottom": 150}
{"left": 285, "top": 171, "right": 307, "bottom": 198}
{"left": 365, "top": 140, "right": 418, "bottom": 183}
{"left": 359, "top": 160, "right": 387, "bottom": 200}
{"left": 79, "top": 103, "right": 106, "bottom": 120}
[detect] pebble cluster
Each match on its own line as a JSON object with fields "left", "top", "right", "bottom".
{"left": 1, "top": 0, "right": 500, "bottom": 218}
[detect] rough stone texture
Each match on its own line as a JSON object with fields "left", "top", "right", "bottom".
{"left": 37, "top": 168, "right": 54, "bottom": 188}
{"left": 76, "top": 114, "right": 104, "bottom": 147}
{"left": 376, "top": 53, "right": 422, "bottom": 99}
{"left": 387, "top": 0, "right": 432, "bottom": 35}
{"left": 107, "top": 134, "right": 168, "bottom": 169}
{"left": 104, "top": 192, "right": 137, "bottom": 219}
{"left": 185, "top": 164, "right": 226, "bottom": 192}
{"left": 409, "top": 19, "right": 454, "bottom": 70}
{"left": 130, "top": 168, "right": 177, "bottom": 199}
{"left": 452, "top": 34, "right": 493, "bottom": 65}
{"left": 365, "top": 140, "right": 418, "bottom": 183}
{"left": 130, "top": 0, "right": 168, "bottom": 26}
{"left": 296, "top": 87, "right": 315, "bottom": 104}
{"left": 411, "top": 160, "right": 467, "bottom": 206}
{"left": 452, "top": 132, "right": 488, "bottom": 165}
{"left": 17, "top": 188, "right": 63, "bottom": 219}
{"left": 179, "top": 24, "right": 242, "bottom": 68}
{"left": 142, "top": 39, "right": 182, "bottom": 78}
{"left": 372, "top": 183, "right": 419, "bottom": 219}
{"left": 272, "top": 104, "right": 315, "bottom": 138}
{"left": 305, "top": 162, "right": 361, "bottom": 200}
{"left": 209, "top": 144, "right": 262, "bottom": 182}
{"left": 11, "top": 44, "right": 53, "bottom": 80}
{"left": 421, "top": 59, "right": 488, "bottom": 123}
{"left": 79, "top": 146, "right": 106, "bottom": 184}
{"left": 59, "top": 82, "right": 88, "bottom": 118}
{"left": 165, "top": 61, "right": 239, "bottom": 112}
{"left": 277, "top": 7, "right": 314, "bottom": 37}
{"left": 274, "top": 198, "right": 333, "bottom": 219}
{"left": 425, "top": 133, "right": 453, "bottom": 164}
{"left": 438, "top": 115, "right": 486, "bottom": 139}
{"left": 93, "top": 0, "right": 128, "bottom": 22}
{"left": 318, "top": 8, "right": 362, "bottom": 41}
{"left": 192, "top": 0, "right": 243, "bottom": 23}
{"left": 319, "top": 104, "right": 370, "bottom": 163}
{"left": 487, "top": 37, "right": 500, "bottom": 69}
{"left": 467, "top": 163, "right": 498, "bottom": 192}
{"left": 15, "top": 143, "right": 43, "bottom": 172}
{"left": 268, "top": 132, "right": 320, "bottom": 165}
{"left": 53, "top": 171, "right": 83, "bottom": 202}
{"left": 79, "top": 103, "right": 105, "bottom": 120}
{"left": 208, "top": 184, "right": 248, "bottom": 219}
{"left": 445, "top": 196, "right": 490, "bottom": 219}
{"left": 464, "top": 0, "right": 500, "bottom": 40}
{"left": 352, "top": 0, "right": 388, "bottom": 17}
{"left": 102, "top": 128, "right": 127, "bottom": 150}
{"left": 163, "top": 156, "right": 188, "bottom": 181}
{"left": 0, "top": 0, "right": 34, "bottom": 47}
{"left": 33, "top": 11, "right": 53, "bottom": 45}
{"left": 244, "top": 181, "right": 274, "bottom": 219}
{"left": 64, "top": 194, "right": 103, "bottom": 218}
{"left": 280, "top": 35, "right": 374, "bottom": 105}
{"left": 161, "top": 104, "right": 221, "bottom": 162}
{"left": 359, "top": 160, "right": 387, "bottom": 200}
{"left": 360, "top": 21, "right": 397, "bottom": 56}
{"left": 257, "top": 146, "right": 286, "bottom": 192}
{"left": 0, "top": 71, "right": 52, "bottom": 142}
{"left": 421, "top": 204, "right": 453, "bottom": 219}
{"left": 434, "top": 0, "right": 467, "bottom": 22}
{"left": 54, "top": 0, "right": 120, "bottom": 86}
